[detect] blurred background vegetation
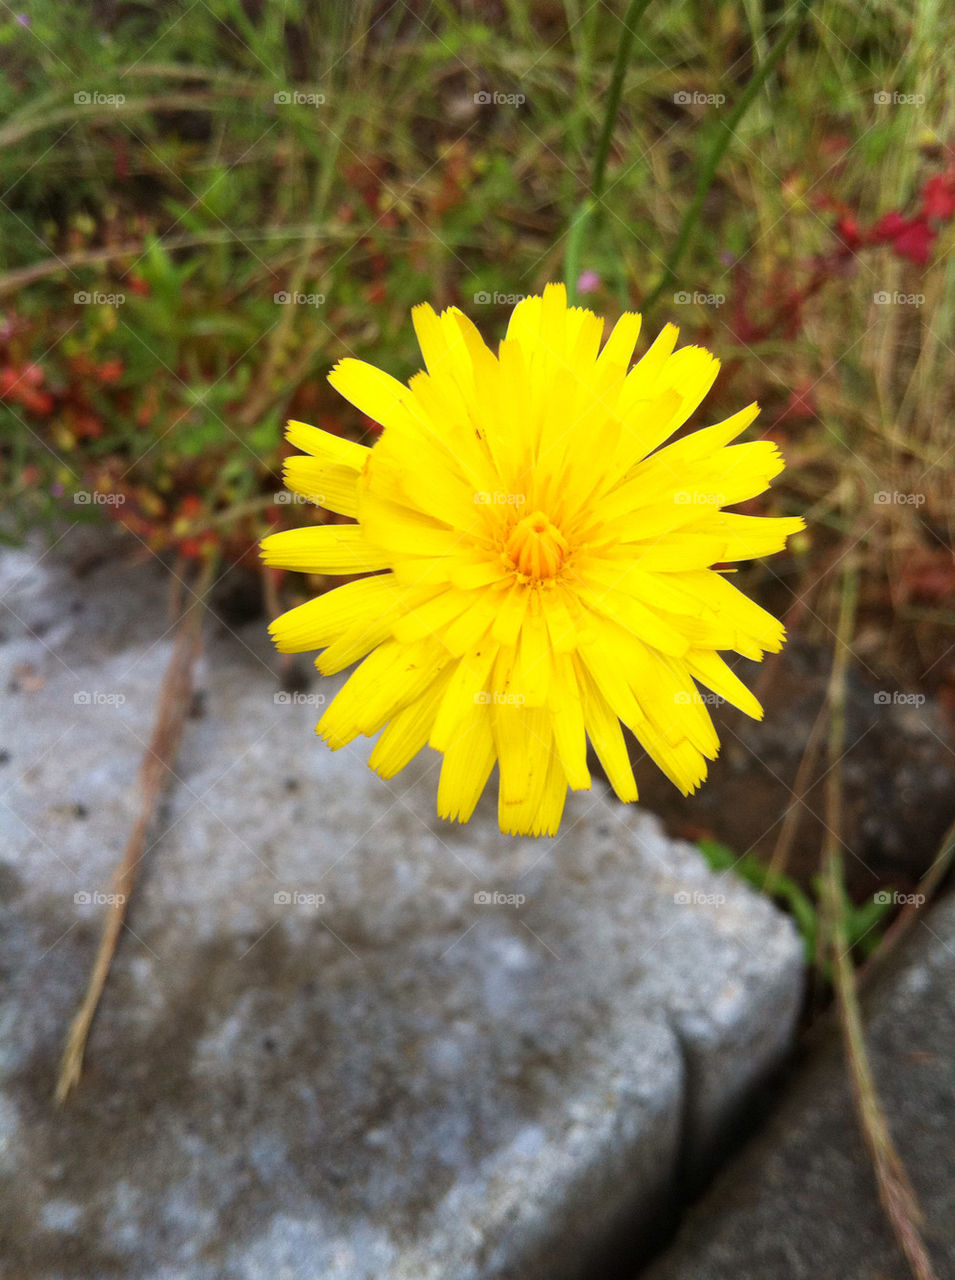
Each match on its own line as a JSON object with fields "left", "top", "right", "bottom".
{"left": 1, "top": 0, "right": 953, "bottom": 697}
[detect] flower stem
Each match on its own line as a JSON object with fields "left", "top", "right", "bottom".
{"left": 821, "top": 556, "right": 940, "bottom": 1280}
{"left": 642, "top": 0, "right": 810, "bottom": 310}
{"left": 565, "top": 0, "right": 654, "bottom": 303}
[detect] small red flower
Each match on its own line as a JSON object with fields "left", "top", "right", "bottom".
{"left": 96, "top": 358, "right": 124, "bottom": 384}
{"left": 871, "top": 212, "right": 935, "bottom": 266}
{"left": 0, "top": 363, "right": 54, "bottom": 414}
{"left": 921, "top": 172, "right": 955, "bottom": 222}
{"left": 834, "top": 213, "right": 863, "bottom": 251}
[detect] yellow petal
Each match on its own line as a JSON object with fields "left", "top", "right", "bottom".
{"left": 286, "top": 420, "right": 368, "bottom": 470}
{"left": 699, "top": 512, "right": 806, "bottom": 560}
{"left": 269, "top": 574, "right": 396, "bottom": 653}
{"left": 283, "top": 456, "right": 361, "bottom": 517}
{"left": 495, "top": 704, "right": 555, "bottom": 835}
{"left": 550, "top": 653, "right": 590, "bottom": 790}
{"left": 318, "top": 638, "right": 450, "bottom": 747}
{"left": 596, "top": 311, "right": 642, "bottom": 373}
{"left": 533, "top": 751, "right": 569, "bottom": 836}
{"left": 260, "top": 525, "right": 389, "bottom": 574}
{"left": 430, "top": 640, "right": 498, "bottom": 752}
{"left": 369, "top": 669, "right": 451, "bottom": 778}
{"left": 685, "top": 648, "right": 765, "bottom": 720}
{"left": 512, "top": 603, "right": 552, "bottom": 707}
{"left": 576, "top": 659, "right": 637, "bottom": 803}
{"left": 437, "top": 703, "right": 496, "bottom": 823}
{"left": 620, "top": 322, "right": 679, "bottom": 403}
{"left": 327, "top": 358, "right": 412, "bottom": 430}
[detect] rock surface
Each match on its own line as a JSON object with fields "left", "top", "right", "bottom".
{"left": 0, "top": 528, "right": 804, "bottom": 1280}
{"left": 622, "top": 634, "right": 955, "bottom": 894}
{"left": 644, "top": 892, "right": 955, "bottom": 1280}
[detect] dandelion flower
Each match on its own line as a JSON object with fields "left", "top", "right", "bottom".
{"left": 262, "top": 284, "right": 803, "bottom": 837}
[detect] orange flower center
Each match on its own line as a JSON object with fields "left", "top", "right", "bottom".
{"left": 504, "top": 509, "right": 569, "bottom": 580}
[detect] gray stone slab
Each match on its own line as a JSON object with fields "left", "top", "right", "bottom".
{"left": 644, "top": 893, "right": 955, "bottom": 1280}
{"left": 0, "top": 530, "right": 804, "bottom": 1280}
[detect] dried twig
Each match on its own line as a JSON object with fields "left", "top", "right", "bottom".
{"left": 55, "top": 559, "right": 214, "bottom": 1103}
{"left": 821, "top": 556, "right": 940, "bottom": 1280}
{"left": 764, "top": 696, "right": 828, "bottom": 894}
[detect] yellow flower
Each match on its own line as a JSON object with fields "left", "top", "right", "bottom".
{"left": 261, "top": 284, "right": 803, "bottom": 837}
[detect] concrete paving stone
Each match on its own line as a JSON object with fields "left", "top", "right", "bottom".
{"left": 644, "top": 893, "right": 955, "bottom": 1280}
{"left": 0, "top": 529, "right": 804, "bottom": 1280}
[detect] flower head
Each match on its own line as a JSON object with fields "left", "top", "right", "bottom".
{"left": 262, "top": 284, "right": 803, "bottom": 836}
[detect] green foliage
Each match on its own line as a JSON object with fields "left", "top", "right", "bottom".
{"left": 697, "top": 839, "right": 896, "bottom": 966}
